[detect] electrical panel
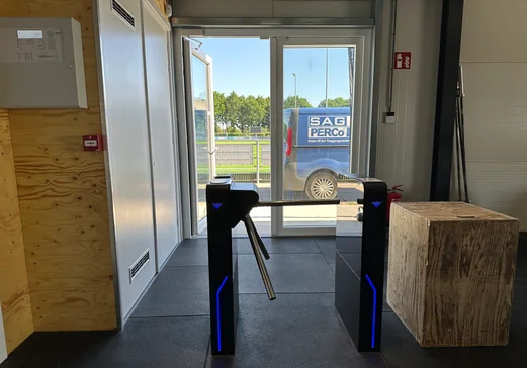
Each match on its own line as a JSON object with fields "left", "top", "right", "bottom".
{"left": 0, "top": 17, "right": 87, "bottom": 108}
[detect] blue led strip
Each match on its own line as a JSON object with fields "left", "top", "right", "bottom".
{"left": 215, "top": 276, "right": 229, "bottom": 352}
{"left": 365, "top": 274, "right": 377, "bottom": 349}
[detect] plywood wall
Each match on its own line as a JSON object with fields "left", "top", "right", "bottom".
{"left": 0, "top": 0, "right": 117, "bottom": 333}
{"left": 0, "top": 110, "right": 33, "bottom": 354}
{"left": 153, "top": 0, "right": 167, "bottom": 14}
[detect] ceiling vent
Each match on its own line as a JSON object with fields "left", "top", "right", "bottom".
{"left": 111, "top": 0, "right": 136, "bottom": 29}
{"left": 129, "top": 250, "right": 150, "bottom": 282}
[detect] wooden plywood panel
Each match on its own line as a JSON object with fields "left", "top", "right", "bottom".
{"left": 28, "top": 274, "right": 116, "bottom": 331}
{"left": 388, "top": 202, "right": 519, "bottom": 347}
{"left": 461, "top": 0, "right": 527, "bottom": 63}
{"left": 0, "top": 110, "right": 34, "bottom": 354}
{"left": 1, "top": 0, "right": 116, "bottom": 333}
{"left": 387, "top": 203, "right": 429, "bottom": 343}
{"left": 152, "top": 0, "right": 167, "bottom": 14}
{"left": 274, "top": 0, "right": 371, "bottom": 18}
{"left": 423, "top": 219, "right": 518, "bottom": 347}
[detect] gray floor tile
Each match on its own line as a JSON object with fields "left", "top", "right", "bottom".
{"left": 166, "top": 241, "right": 208, "bottom": 267}
{"left": 22, "top": 317, "right": 210, "bottom": 368}
{"left": 0, "top": 333, "right": 51, "bottom": 368}
{"left": 316, "top": 237, "right": 363, "bottom": 264}
{"left": 132, "top": 266, "right": 209, "bottom": 317}
{"left": 381, "top": 311, "right": 526, "bottom": 368}
{"left": 206, "top": 293, "right": 387, "bottom": 368}
{"left": 235, "top": 237, "right": 321, "bottom": 255}
{"left": 239, "top": 254, "right": 335, "bottom": 294}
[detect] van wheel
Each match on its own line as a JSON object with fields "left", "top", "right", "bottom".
{"left": 306, "top": 172, "right": 338, "bottom": 200}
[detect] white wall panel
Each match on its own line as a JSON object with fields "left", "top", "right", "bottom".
{"left": 462, "top": 63, "right": 527, "bottom": 162}
{"left": 459, "top": 0, "right": 527, "bottom": 228}
{"left": 173, "top": 0, "right": 273, "bottom": 18}
{"left": 274, "top": 0, "right": 371, "bottom": 18}
{"left": 173, "top": 0, "right": 371, "bottom": 18}
{"left": 463, "top": 162, "right": 527, "bottom": 231}
{"left": 461, "top": 0, "right": 527, "bottom": 63}
{"left": 143, "top": 3, "right": 180, "bottom": 268}
{"left": 97, "top": 0, "right": 156, "bottom": 319}
{"left": 375, "top": 0, "right": 442, "bottom": 200}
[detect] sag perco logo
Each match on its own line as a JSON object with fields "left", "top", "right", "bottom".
{"left": 308, "top": 116, "right": 350, "bottom": 138}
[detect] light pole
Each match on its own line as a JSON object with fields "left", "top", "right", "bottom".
{"left": 325, "top": 48, "right": 329, "bottom": 108}
{"left": 292, "top": 73, "right": 297, "bottom": 108}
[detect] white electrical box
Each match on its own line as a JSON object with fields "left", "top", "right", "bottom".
{"left": 0, "top": 17, "right": 87, "bottom": 108}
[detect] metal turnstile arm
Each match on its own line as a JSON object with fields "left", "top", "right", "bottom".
{"left": 243, "top": 214, "right": 276, "bottom": 300}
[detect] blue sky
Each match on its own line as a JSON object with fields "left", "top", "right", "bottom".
{"left": 194, "top": 38, "right": 354, "bottom": 107}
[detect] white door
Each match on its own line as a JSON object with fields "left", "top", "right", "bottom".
{"left": 143, "top": 2, "right": 180, "bottom": 268}
{"left": 182, "top": 40, "right": 216, "bottom": 236}
{"left": 271, "top": 32, "right": 372, "bottom": 237}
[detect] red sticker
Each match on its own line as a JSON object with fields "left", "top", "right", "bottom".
{"left": 394, "top": 52, "right": 412, "bottom": 70}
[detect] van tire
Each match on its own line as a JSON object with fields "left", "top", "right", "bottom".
{"left": 305, "top": 171, "right": 338, "bottom": 200}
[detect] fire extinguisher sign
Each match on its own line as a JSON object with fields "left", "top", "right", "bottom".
{"left": 394, "top": 52, "right": 412, "bottom": 70}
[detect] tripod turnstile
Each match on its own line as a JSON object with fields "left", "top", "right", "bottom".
{"left": 205, "top": 175, "right": 340, "bottom": 355}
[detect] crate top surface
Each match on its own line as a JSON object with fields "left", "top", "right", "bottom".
{"left": 394, "top": 202, "right": 518, "bottom": 222}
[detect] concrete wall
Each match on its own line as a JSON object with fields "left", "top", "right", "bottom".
{"left": 172, "top": 0, "right": 372, "bottom": 18}
{"left": 458, "top": 0, "right": 527, "bottom": 230}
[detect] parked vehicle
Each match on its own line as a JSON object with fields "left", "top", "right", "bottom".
{"left": 283, "top": 107, "right": 351, "bottom": 199}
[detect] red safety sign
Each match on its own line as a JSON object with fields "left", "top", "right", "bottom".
{"left": 394, "top": 52, "right": 412, "bottom": 70}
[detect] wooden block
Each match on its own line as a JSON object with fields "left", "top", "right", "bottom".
{"left": 387, "top": 202, "right": 520, "bottom": 347}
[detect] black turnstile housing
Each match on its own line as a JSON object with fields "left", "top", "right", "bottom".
{"left": 206, "top": 174, "right": 387, "bottom": 355}
{"left": 206, "top": 176, "right": 259, "bottom": 355}
{"left": 335, "top": 175, "right": 387, "bottom": 352}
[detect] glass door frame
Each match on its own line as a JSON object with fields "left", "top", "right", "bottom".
{"left": 182, "top": 39, "right": 216, "bottom": 236}
{"left": 174, "top": 28, "right": 373, "bottom": 238}
{"left": 271, "top": 31, "right": 373, "bottom": 237}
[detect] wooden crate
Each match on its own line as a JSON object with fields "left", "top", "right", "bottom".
{"left": 387, "top": 202, "right": 520, "bottom": 347}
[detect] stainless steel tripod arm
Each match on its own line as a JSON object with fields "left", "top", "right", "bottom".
{"left": 243, "top": 214, "right": 276, "bottom": 300}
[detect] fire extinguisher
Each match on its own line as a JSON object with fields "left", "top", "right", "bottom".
{"left": 387, "top": 185, "right": 403, "bottom": 223}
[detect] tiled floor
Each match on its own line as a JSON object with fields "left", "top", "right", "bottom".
{"left": 3, "top": 234, "right": 527, "bottom": 368}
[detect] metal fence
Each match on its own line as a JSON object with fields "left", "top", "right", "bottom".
{"left": 197, "top": 139, "right": 271, "bottom": 183}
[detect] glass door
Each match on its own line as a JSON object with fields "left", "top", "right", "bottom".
{"left": 183, "top": 42, "right": 216, "bottom": 235}
{"left": 271, "top": 34, "right": 372, "bottom": 236}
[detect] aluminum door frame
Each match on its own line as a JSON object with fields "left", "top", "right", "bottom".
{"left": 271, "top": 31, "right": 373, "bottom": 237}
{"left": 180, "top": 39, "right": 216, "bottom": 236}
{"left": 174, "top": 28, "right": 373, "bottom": 238}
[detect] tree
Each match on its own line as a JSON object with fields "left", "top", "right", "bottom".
{"left": 225, "top": 91, "right": 243, "bottom": 130}
{"left": 256, "top": 96, "right": 270, "bottom": 129}
{"left": 213, "top": 91, "right": 227, "bottom": 130}
{"left": 283, "top": 95, "right": 313, "bottom": 109}
{"left": 318, "top": 97, "right": 351, "bottom": 108}
{"left": 212, "top": 92, "right": 272, "bottom": 134}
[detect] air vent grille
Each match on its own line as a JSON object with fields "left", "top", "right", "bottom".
{"left": 129, "top": 250, "right": 150, "bottom": 282}
{"left": 111, "top": 0, "right": 135, "bottom": 28}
